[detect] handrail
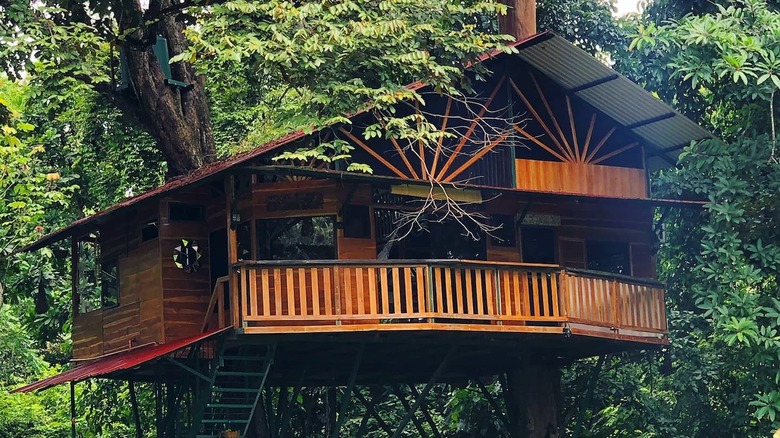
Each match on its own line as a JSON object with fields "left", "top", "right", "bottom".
{"left": 201, "top": 276, "right": 230, "bottom": 333}
{"left": 233, "top": 259, "right": 560, "bottom": 270}
{"left": 563, "top": 267, "right": 663, "bottom": 288}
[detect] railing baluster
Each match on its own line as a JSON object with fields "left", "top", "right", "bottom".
{"left": 311, "top": 268, "right": 321, "bottom": 317}
{"left": 261, "top": 268, "right": 270, "bottom": 317}
{"left": 356, "top": 267, "right": 365, "bottom": 315}
{"left": 416, "top": 266, "right": 426, "bottom": 314}
{"left": 380, "top": 267, "right": 390, "bottom": 315}
{"left": 392, "top": 267, "right": 401, "bottom": 315}
{"left": 368, "top": 267, "right": 378, "bottom": 316}
{"left": 298, "top": 268, "right": 308, "bottom": 317}
{"left": 465, "top": 269, "right": 474, "bottom": 315}
{"left": 404, "top": 267, "right": 413, "bottom": 315}
{"left": 454, "top": 268, "right": 464, "bottom": 315}
{"left": 445, "top": 268, "right": 454, "bottom": 314}
{"left": 323, "top": 268, "right": 333, "bottom": 316}
{"left": 550, "top": 272, "right": 559, "bottom": 317}
{"left": 344, "top": 267, "right": 353, "bottom": 316}
{"left": 476, "top": 269, "right": 485, "bottom": 315}
{"left": 273, "top": 268, "right": 282, "bottom": 317}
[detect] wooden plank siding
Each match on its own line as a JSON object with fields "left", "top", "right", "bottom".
{"left": 160, "top": 191, "right": 214, "bottom": 342}
{"left": 72, "top": 205, "right": 164, "bottom": 359}
{"left": 515, "top": 159, "right": 647, "bottom": 198}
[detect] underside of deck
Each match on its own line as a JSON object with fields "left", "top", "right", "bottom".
{"left": 115, "top": 327, "right": 660, "bottom": 387}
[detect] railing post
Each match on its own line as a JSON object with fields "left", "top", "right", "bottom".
{"left": 334, "top": 266, "right": 342, "bottom": 324}
{"left": 611, "top": 278, "right": 620, "bottom": 332}
{"left": 427, "top": 264, "right": 435, "bottom": 323}
{"left": 231, "top": 268, "right": 241, "bottom": 328}
{"left": 494, "top": 267, "right": 502, "bottom": 324}
{"left": 558, "top": 270, "right": 567, "bottom": 318}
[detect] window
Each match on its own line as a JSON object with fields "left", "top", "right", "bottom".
{"left": 343, "top": 205, "right": 371, "bottom": 239}
{"left": 521, "top": 227, "right": 556, "bottom": 264}
{"left": 141, "top": 221, "right": 159, "bottom": 242}
{"left": 586, "top": 241, "right": 630, "bottom": 275}
{"left": 169, "top": 203, "right": 204, "bottom": 221}
{"left": 101, "top": 259, "right": 119, "bottom": 308}
{"left": 76, "top": 234, "right": 121, "bottom": 314}
{"left": 236, "top": 222, "right": 252, "bottom": 260}
{"left": 490, "top": 215, "right": 516, "bottom": 247}
{"left": 77, "top": 238, "right": 101, "bottom": 314}
{"left": 257, "top": 216, "right": 336, "bottom": 260}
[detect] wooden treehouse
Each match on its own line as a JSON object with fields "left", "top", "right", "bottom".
{"left": 15, "top": 33, "right": 709, "bottom": 438}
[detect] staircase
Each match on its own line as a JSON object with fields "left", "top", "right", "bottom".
{"left": 192, "top": 344, "right": 276, "bottom": 438}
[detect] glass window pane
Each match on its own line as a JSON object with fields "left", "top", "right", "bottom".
{"left": 257, "top": 216, "right": 335, "bottom": 260}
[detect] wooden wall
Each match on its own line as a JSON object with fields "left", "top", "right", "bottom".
{"left": 160, "top": 188, "right": 216, "bottom": 342}
{"left": 515, "top": 159, "right": 647, "bottom": 198}
{"left": 72, "top": 204, "right": 163, "bottom": 359}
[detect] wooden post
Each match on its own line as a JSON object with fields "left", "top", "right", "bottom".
{"left": 507, "top": 359, "right": 561, "bottom": 438}
{"left": 129, "top": 381, "right": 143, "bottom": 438}
{"left": 225, "top": 175, "right": 240, "bottom": 327}
{"left": 70, "top": 381, "right": 77, "bottom": 438}
{"left": 498, "top": 0, "right": 536, "bottom": 40}
{"left": 71, "top": 237, "right": 80, "bottom": 318}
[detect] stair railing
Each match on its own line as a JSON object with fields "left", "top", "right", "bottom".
{"left": 201, "top": 276, "right": 230, "bottom": 333}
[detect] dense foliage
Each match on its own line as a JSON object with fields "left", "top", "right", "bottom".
{"left": 3, "top": 0, "right": 780, "bottom": 436}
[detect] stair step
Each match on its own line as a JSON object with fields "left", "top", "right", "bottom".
{"left": 206, "top": 403, "right": 254, "bottom": 409}
{"left": 213, "top": 387, "right": 260, "bottom": 393}
{"left": 201, "top": 418, "right": 250, "bottom": 424}
{"left": 216, "top": 371, "right": 266, "bottom": 377}
{"left": 223, "top": 355, "right": 268, "bottom": 361}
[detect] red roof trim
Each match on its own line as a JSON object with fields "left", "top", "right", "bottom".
{"left": 12, "top": 327, "right": 231, "bottom": 393}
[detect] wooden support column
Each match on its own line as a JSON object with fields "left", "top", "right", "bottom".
{"left": 129, "top": 381, "right": 143, "bottom": 438}
{"left": 507, "top": 359, "right": 561, "bottom": 438}
{"left": 71, "top": 237, "right": 80, "bottom": 318}
{"left": 498, "top": 0, "right": 536, "bottom": 40}
{"left": 70, "top": 381, "right": 77, "bottom": 438}
{"left": 225, "top": 175, "right": 240, "bottom": 327}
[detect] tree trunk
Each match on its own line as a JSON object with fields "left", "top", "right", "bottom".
{"left": 499, "top": 0, "right": 537, "bottom": 40}
{"left": 507, "top": 360, "right": 561, "bottom": 438}
{"left": 119, "top": 0, "right": 215, "bottom": 177}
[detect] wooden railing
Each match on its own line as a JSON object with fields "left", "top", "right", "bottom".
{"left": 228, "top": 260, "right": 666, "bottom": 342}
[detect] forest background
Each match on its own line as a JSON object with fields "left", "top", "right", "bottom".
{"left": 2, "top": 0, "right": 780, "bottom": 436}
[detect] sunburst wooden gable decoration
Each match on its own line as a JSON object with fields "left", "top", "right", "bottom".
{"left": 335, "top": 67, "right": 644, "bottom": 187}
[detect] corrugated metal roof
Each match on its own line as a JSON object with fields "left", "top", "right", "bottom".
{"left": 515, "top": 34, "right": 713, "bottom": 164}
{"left": 12, "top": 327, "right": 231, "bottom": 393}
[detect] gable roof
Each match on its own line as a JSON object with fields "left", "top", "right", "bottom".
{"left": 23, "top": 32, "right": 712, "bottom": 252}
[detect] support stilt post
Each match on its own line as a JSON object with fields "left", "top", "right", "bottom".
{"left": 129, "top": 381, "right": 143, "bottom": 438}
{"left": 391, "top": 345, "right": 456, "bottom": 438}
{"left": 70, "top": 381, "right": 76, "bottom": 438}
{"left": 409, "top": 385, "right": 442, "bottom": 438}
{"left": 572, "top": 355, "right": 606, "bottom": 438}
{"left": 353, "top": 388, "right": 393, "bottom": 435}
{"left": 332, "top": 344, "right": 365, "bottom": 437}
{"left": 391, "top": 386, "right": 430, "bottom": 438}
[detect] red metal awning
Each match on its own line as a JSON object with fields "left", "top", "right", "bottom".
{"left": 12, "top": 327, "right": 232, "bottom": 393}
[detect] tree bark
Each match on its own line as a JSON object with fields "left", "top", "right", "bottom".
{"left": 118, "top": 0, "right": 215, "bottom": 177}
{"left": 507, "top": 359, "right": 561, "bottom": 438}
{"left": 499, "top": 0, "right": 537, "bottom": 40}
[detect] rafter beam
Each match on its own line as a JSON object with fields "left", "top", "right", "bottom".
{"left": 443, "top": 129, "right": 512, "bottom": 183}
{"left": 339, "top": 128, "right": 410, "bottom": 179}
{"left": 512, "top": 125, "right": 568, "bottom": 162}
{"left": 437, "top": 75, "right": 506, "bottom": 180}
{"left": 510, "top": 78, "right": 572, "bottom": 162}
{"left": 530, "top": 72, "right": 577, "bottom": 161}
{"left": 429, "top": 96, "right": 452, "bottom": 178}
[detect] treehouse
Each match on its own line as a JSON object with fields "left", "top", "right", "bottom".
{"left": 15, "top": 32, "right": 709, "bottom": 438}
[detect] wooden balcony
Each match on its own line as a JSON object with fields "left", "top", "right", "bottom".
{"left": 207, "top": 260, "right": 667, "bottom": 345}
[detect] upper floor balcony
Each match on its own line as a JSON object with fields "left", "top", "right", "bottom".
{"left": 205, "top": 259, "right": 666, "bottom": 346}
